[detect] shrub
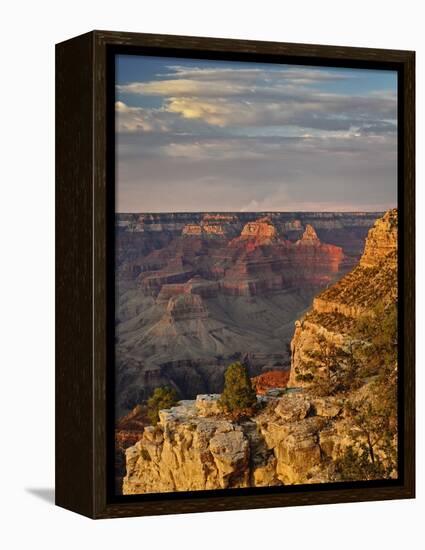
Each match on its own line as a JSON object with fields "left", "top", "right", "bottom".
{"left": 147, "top": 386, "right": 178, "bottom": 425}
{"left": 219, "top": 362, "right": 257, "bottom": 416}
{"left": 334, "top": 444, "right": 388, "bottom": 481}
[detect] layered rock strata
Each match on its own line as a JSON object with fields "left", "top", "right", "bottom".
{"left": 289, "top": 209, "right": 397, "bottom": 388}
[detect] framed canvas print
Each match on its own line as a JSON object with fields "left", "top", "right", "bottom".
{"left": 55, "top": 31, "right": 415, "bottom": 519}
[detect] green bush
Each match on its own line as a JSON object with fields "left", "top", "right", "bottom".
{"left": 334, "top": 444, "right": 387, "bottom": 481}
{"left": 219, "top": 362, "right": 257, "bottom": 416}
{"left": 147, "top": 386, "right": 178, "bottom": 425}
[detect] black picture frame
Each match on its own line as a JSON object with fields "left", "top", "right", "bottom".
{"left": 56, "top": 30, "right": 415, "bottom": 519}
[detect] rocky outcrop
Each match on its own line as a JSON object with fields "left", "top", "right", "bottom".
{"left": 123, "top": 397, "right": 251, "bottom": 493}
{"left": 123, "top": 376, "right": 396, "bottom": 493}
{"left": 182, "top": 223, "right": 226, "bottom": 237}
{"left": 122, "top": 392, "right": 352, "bottom": 493}
{"left": 360, "top": 209, "right": 398, "bottom": 268}
{"left": 182, "top": 224, "right": 203, "bottom": 236}
{"left": 297, "top": 224, "right": 320, "bottom": 245}
{"left": 223, "top": 219, "right": 344, "bottom": 295}
{"left": 239, "top": 217, "right": 277, "bottom": 243}
{"left": 166, "top": 294, "right": 209, "bottom": 322}
{"left": 157, "top": 277, "right": 219, "bottom": 302}
{"left": 182, "top": 214, "right": 239, "bottom": 238}
{"left": 289, "top": 209, "right": 397, "bottom": 388}
{"left": 115, "top": 404, "right": 148, "bottom": 492}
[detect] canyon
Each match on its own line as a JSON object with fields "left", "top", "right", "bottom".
{"left": 121, "top": 209, "right": 398, "bottom": 494}
{"left": 115, "top": 211, "right": 380, "bottom": 415}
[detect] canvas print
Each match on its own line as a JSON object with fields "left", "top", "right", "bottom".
{"left": 114, "top": 54, "right": 398, "bottom": 496}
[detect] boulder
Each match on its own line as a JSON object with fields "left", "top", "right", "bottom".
{"left": 274, "top": 393, "right": 312, "bottom": 422}
{"left": 196, "top": 394, "right": 222, "bottom": 417}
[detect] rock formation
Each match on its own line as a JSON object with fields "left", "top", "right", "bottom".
{"left": 239, "top": 217, "right": 277, "bottom": 242}
{"left": 115, "top": 404, "right": 148, "bottom": 491}
{"left": 225, "top": 219, "right": 344, "bottom": 294}
{"left": 123, "top": 396, "right": 251, "bottom": 493}
{"left": 251, "top": 370, "right": 290, "bottom": 395}
{"left": 297, "top": 224, "right": 320, "bottom": 244}
{"left": 289, "top": 208, "right": 398, "bottom": 388}
{"left": 359, "top": 208, "right": 398, "bottom": 268}
{"left": 122, "top": 391, "right": 354, "bottom": 493}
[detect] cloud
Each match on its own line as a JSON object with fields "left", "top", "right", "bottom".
{"left": 116, "top": 129, "right": 397, "bottom": 212}
{"left": 163, "top": 138, "right": 285, "bottom": 160}
{"left": 117, "top": 78, "right": 248, "bottom": 98}
{"left": 357, "top": 121, "right": 397, "bottom": 135}
{"left": 115, "top": 101, "right": 170, "bottom": 133}
{"left": 163, "top": 94, "right": 396, "bottom": 131}
{"left": 116, "top": 64, "right": 397, "bottom": 135}
{"left": 115, "top": 62, "right": 397, "bottom": 212}
{"left": 165, "top": 98, "right": 238, "bottom": 127}
{"left": 117, "top": 66, "right": 352, "bottom": 98}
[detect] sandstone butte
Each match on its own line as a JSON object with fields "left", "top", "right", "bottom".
{"left": 296, "top": 223, "right": 320, "bottom": 244}
{"left": 240, "top": 217, "right": 277, "bottom": 240}
{"left": 121, "top": 209, "right": 398, "bottom": 494}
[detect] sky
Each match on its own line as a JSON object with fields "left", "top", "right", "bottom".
{"left": 115, "top": 54, "right": 398, "bottom": 213}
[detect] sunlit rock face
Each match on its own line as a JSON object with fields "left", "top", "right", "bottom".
{"left": 240, "top": 217, "right": 277, "bottom": 241}
{"left": 289, "top": 209, "right": 397, "bottom": 389}
{"left": 359, "top": 209, "right": 398, "bottom": 268}
{"left": 122, "top": 392, "right": 348, "bottom": 494}
{"left": 225, "top": 219, "right": 344, "bottom": 294}
{"left": 123, "top": 397, "right": 251, "bottom": 494}
{"left": 297, "top": 223, "right": 320, "bottom": 244}
{"left": 252, "top": 370, "right": 290, "bottom": 395}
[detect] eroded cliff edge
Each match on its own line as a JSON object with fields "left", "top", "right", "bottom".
{"left": 289, "top": 208, "right": 397, "bottom": 388}
{"left": 122, "top": 210, "right": 398, "bottom": 493}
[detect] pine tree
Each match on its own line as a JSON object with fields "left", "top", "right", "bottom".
{"left": 299, "top": 334, "right": 360, "bottom": 396}
{"left": 219, "top": 362, "right": 257, "bottom": 416}
{"left": 335, "top": 303, "right": 398, "bottom": 481}
{"left": 147, "top": 386, "right": 178, "bottom": 425}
